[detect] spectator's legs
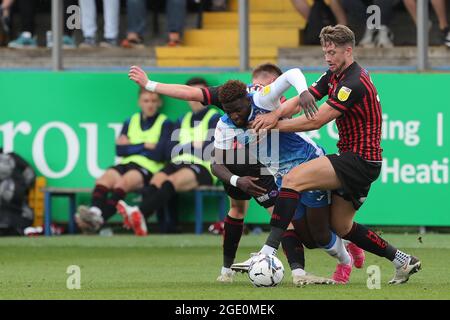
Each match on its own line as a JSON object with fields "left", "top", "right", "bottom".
{"left": 403, "top": 0, "right": 417, "bottom": 24}
{"left": 64, "top": 0, "right": 79, "bottom": 36}
{"left": 91, "top": 169, "right": 121, "bottom": 214}
{"left": 374, "top": 0, "right": 394, "bottom": 26}
{"left": 98, "top": 170, "right": 143, "bottom": 222}
{"left": 126, "top": 0, "right": 147, "bottom": 40}
{"left": 102, "top": 0, "right": 120, "bottom": 41}
{"left": 79, "top": 0, "right": 97, "bottom": 39}
{"left": 18, "top": 0, "right": 36, "bottom": 35}
{"left": 61, "top": 0, "right": 78, "bottom": 48}
{"left": 139, "top": 169, "right": 197, "bottom": 217}
{"left": 431, "top": 0, "right": 448, "bottom": 30}
{"left": 329, "top": 0, "right": 348, "bottom": 25}
{"left": 372, "top": 0, "right": 394, "bottom": 47}
{"left": 166, "top": 0, "right": 186, "bottom": 45}
{"left": 290, "top": 0, "right": 310, "bottom": 20}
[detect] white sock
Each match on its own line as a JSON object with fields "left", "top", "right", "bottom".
{"left": 292, "top": 268, "right": 306, "bottom": 277}
{"left": 260, "top": 245, "right": 277, "bottom": 256}
{"left": 324, "top": 235, "right": 351, "bottom": 265}
{"left": 90, "top": 206, "right": 102, "bottom": 216}
{"left": 221, "top": 266, "right": 233, "bottom": 275}
{"left": 393, "top": 250, "right": 410, "bottom": 268}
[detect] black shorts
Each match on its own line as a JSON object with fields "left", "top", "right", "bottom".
{"left": 110, "top": 163, "right": 153, "bottom": 185}
{"left": 222, "top": 162, "right": 278, "bottom": 209}
{"left": 327, "top": 152, "right": 382, "bottom": 210}
{"left": 161, "top": 163, "right": 213, "bottom": 186}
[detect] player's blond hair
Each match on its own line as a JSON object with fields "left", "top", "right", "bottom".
{"left": 319, "top": 25, "right": 355, "bottom": 48}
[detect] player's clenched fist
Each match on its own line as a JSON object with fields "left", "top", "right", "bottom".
{"left": 128, "top": 65, "right": 149, "bottom": 87}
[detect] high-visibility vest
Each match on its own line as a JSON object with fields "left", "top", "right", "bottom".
{"left": 121, "top": 112, "right": 167, "bottom": 173}
{"left": 171, "top": 109, "right": 218, "bottom": 183}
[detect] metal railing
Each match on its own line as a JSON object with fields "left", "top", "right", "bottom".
{"left": 51, "top": 0, "right": 431, "bottom": 72}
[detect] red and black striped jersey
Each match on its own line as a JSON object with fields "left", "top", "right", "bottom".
{"left": 308, "top": 62, "right": 383, "bottom": 161}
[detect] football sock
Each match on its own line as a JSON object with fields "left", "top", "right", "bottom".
{"left": 139, "top": 181, "right": 175, "bottom": 218}
{"left": 292, "top": 268, "right": 307, "bottom": 277}
{"left": 221, "top": 266, "right": 233, "bottom": 275}
{"left": 223, "top": 215, "right": 244, "bottom": 268}
{"left": 392, "top": 250, "right": 410, "bottom": 268}
{"left": 139, "top": 184, "right": 159, "bottom": 218}
{"left": 265, "top": 188, "right": 300, "bottom": 250}
{"left": 102, "top": 188, "right": 125, "bottom": 221}
{"left": 343, "top": 222, "right": 397, "bottom": 262}
{"left": 321, "top": 232, "right": 351, "bottom": 265}
{"left": 260, "top": 244, "right": 277, "bottom": 256}
{"left": 281, "top": 230, "right": 305, "bottom": 270}
{"left": 91, "top": 184, "right": 109, "bottom": 211}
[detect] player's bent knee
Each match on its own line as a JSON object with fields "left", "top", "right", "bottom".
{"left": 281, "top": 171, "right": 300, "bottom": 190}
{"left": 228, "top": 206, "right": 246, "bottom": 219}
{"left": 333, "top": 222, "right": 353, "bottom": 238}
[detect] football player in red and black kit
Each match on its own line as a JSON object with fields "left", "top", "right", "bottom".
{"left": 251, "top": 25, "right": 421, "bottom": 285}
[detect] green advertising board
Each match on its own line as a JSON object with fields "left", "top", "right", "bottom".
{"left": 0, "top": 72, "right": 448, "bottom": 226}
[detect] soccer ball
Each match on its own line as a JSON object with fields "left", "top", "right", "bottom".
{"left": 248, "top": 254, "right": 284, "bottom": 287}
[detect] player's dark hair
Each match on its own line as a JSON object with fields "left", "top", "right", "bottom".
{"left": 186, "top": 77, "right": 209, "bottom": 87}
{"left": 252, "top": 63, "right": 283, "bottom": 79}
{"left": 320, "top": 24, "right": 355, "bottom": 48}
{"left": 218, "top": 80, "right": 247, "bottom": 104}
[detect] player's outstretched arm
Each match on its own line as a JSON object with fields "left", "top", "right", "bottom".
{"left": 128, "top": 65, "right": 204, "bottom": 102}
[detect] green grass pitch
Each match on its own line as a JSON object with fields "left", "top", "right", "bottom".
{"left": 0, "top": 233, "right": 449, "bottom": 300}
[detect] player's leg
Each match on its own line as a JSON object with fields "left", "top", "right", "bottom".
{"left": 284, "top": 208, "right": 335, "bottom": 286}
{"left": 76, "top": 168, "right": 122, "bottom": 233}
{"left": 304, "top": 204, "right": 352, "bottom": 284}
{"left": 139, "top": 167, "right": 197, "bottom": 218}
{"left": 217, "top": 198, "right": 248, "bottom": 283}
{"left": 330, "top": 194, "right": 421, "bottom": 284}
{"left": 106, "top": 169, "right": 144, "bottom": 220}
{"left": 261, "top": 156, "right": 339, "bottom": 257}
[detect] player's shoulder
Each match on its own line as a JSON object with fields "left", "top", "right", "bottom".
{"left": 340, "top": 64, "right": 366, "bottom": 94}
{"left": 217, "top": 116, "right": 235, "bottom": 129}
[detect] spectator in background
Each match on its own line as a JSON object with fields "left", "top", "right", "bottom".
{"left": 403, "top": 0, "right": 450, "bottom": 48}
{"left": 341, "top": 0, "right": 396, "bottom": 48}
{"left": 121, "top": 0, "right": 146, "bottom": 48}
{"left": 0, "top": 0, "right": 13, "bottom": 39}
{"left": 167, "top": 0, "right": 186, "bottom": 46}
{"left": 7, "top": 0, "right": 77, "bottom": 49}
{"left": 79, "top": 0, "right": 120, "bottom": 48}
{"left": 75, "top": 88, "right": 172, "bottom": 234}
{"left": 116, "top": 77, "right": 221, "bottom": 236}
{"left": 291, "top": 0, "right": 347, "bottom": 25}
{"left": 210, "top": 0, "right": 227, "bottom": 11}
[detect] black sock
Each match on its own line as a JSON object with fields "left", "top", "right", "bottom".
{"left": 266, "top": 188, "right": 300, "bottom": 249}
{"left": 91, "top": 184, "right": 109, "bottom": 211}
{"left": 281, "top": 230, "right": 305, "bottom": 271}
{"left": 223, "top": 215, "right": 244, "bottom": 268}
{"left": 139, "top": 184, "right": 159, "bottom": 218}
{"left": 139, "top": 181, "right": 175, "bottom": 218}
{"left": 343, "top": 222, "right": 397, "bottom": 261}
{"left": 102, "top": 188, "right": 126, "bottom": 221}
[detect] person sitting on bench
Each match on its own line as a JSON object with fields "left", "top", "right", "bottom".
{"left": 75, "top": 88, "right": 172, "bottom": 234}
{"left": 117, "top": 77, "right": 221, "bottom": 236}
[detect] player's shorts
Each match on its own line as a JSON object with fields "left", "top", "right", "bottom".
{"left": 292, "top": 190, "right": 331, "bottom": 221}
{"left": 110, "top": 162, "right": 153, "bottom": 185}
{"left": 327, "top": 152, "right": 382, "bottom": 210}
{"left": 275, "top": 175, "right": 330, "bottom": 220}
{"left": 161, "top": 162, "right": 213, "bottom": 186}
{"left": 222, "top": 162, "right": 278, "bottom": 208}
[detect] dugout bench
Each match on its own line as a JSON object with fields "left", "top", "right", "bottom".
{"left": 42, "top": 186, "right": 227, "bottom": 236}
